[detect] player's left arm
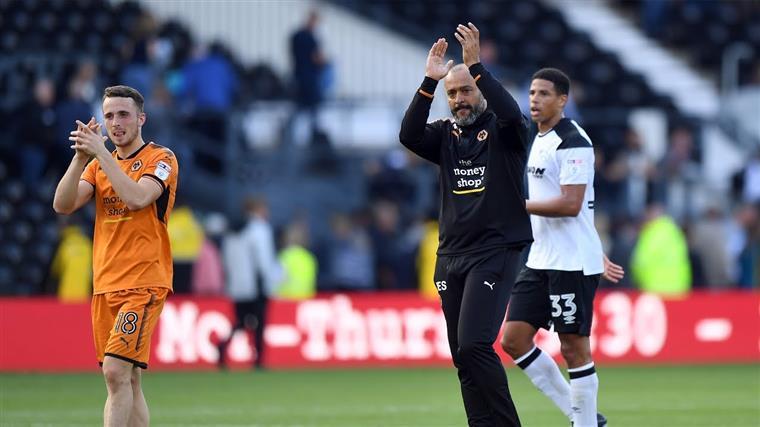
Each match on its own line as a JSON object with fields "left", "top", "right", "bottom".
{"left": 455, "top": 22, "right": 523, "bottom": 126}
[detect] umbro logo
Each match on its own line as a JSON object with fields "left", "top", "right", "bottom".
{"left": 484, "top": 281, "right": 495, "bottom": 290}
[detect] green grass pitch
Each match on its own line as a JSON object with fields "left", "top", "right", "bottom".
{"left": 1, "top": 364, "right": 758, "bottom": 426}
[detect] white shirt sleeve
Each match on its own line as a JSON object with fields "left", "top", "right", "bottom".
{"left": 249, "top": 220, "right": 283, "bottom": 296}
{"left": 557, "top": 147, "right": 593, "bottom": 186}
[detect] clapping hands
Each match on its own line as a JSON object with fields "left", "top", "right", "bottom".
{"left": 454, "top": 22, "right": 480, "bottom": 67}
{"left": 425, "top": 38, "right": 454, "bottom": 80}
{"left": 69, "top": 117, "right": 108, "bottom": 159}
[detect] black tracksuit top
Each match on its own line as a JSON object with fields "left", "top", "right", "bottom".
{"left": 399, "top": 63, "right": 533, "bottom": 255}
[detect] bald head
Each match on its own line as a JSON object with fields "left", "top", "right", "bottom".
{"left": 444, "top": 64, "right": 473, "bottom": 87}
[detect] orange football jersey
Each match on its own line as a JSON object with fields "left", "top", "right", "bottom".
{"left": 81, "top": 142, "right": 178, "bottom": 294}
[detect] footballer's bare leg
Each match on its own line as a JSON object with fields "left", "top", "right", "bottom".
{"left": 500, "top": 321, "right": 537, "bottom": 359}
{"left": 129, "top": 366, "right": 149, "bottom": 427}
{"left": 558, "top": 334, "right": 591, "bottom": 368}
{"left": 560, "top": 334, "right": 598, "bottom": 427}
{"left": 102, "top": 356, "right": 135, "bottom": 427}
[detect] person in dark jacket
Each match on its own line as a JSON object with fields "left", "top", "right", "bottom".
{"left": 399, "top": 23, "right": 531, "bottom": 427}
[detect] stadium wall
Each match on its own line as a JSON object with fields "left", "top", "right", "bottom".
{"left": 1, "top": 291, "right": 757, "bottom": 372}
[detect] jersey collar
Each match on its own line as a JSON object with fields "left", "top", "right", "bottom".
{"left": 116, "top": 142, "right": 150, "bottom": 160}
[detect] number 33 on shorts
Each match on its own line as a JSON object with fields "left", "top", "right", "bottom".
{"left": 550, "top": 293, "right": 577, "bottom": 325}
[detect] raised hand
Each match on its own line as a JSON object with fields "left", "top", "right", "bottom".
{"left": 454, "top": 22, "right": 480, "bottom": 67}
{"left": 69, "top": 118, "right": 108, "bottom": 159}
{"left": 602, "top": 254, "right": 625, "bottom": 283}
{"left": 425, "top": 38, "right": 454, "bottom": 80}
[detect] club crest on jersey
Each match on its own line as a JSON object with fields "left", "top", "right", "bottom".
{"left": 131, "top": 160, "right": 142, "bottom": 171}
{"left": 477, "top": 130, "right": 488, "bottom": 141}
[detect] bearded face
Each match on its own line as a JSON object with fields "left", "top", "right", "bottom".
{"left": 451, "top": 94, "right": 487, "bottom": 127}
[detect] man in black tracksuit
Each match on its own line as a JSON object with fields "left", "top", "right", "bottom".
{"left": 399, "top": 24, "right": 532, "bottom": 427}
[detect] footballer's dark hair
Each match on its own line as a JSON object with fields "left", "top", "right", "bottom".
{"left": 532, "top": 68, "right": 570, "bottom": 96}
{"left": 103, "top": 85, "right": 145, "bottom": 113}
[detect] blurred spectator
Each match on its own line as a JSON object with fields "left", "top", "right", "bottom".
{"left": 191, "top": 213, "right": 227, "bottom": 296}
{"left": 602, "top": 128, "right": 654, "bottom": 219}
{"left": 364, "top": 151, "right": 417, "bottom": 217}
{"left": 728, "top": 203, "right": 760, "bottom": 289}
{"left": 631, "top": 204, "right": 692, "bottom": 296}
{"left": 14, "top": 78, "right": 57, "bottom": 184}
{"left": 168, "top": 203, "right": 204, "bottom": 294}
{"left": 219, "top": 197, "right": 281, "bottom": 370}
{"left": 49, "top": 218, "right": 92, "bottom": 302}
{"left": 120, "top": 11, "right": 159, "bottom": 103}
{"left": 142, "top": 80, "right": 176, "bottom": 138}
{"left": 56, "top": 66, "right": 98, "bottom": 171}
{"left": 655, "top": 126, "right": 700, "bottom": 222}
{"left": 683, "top": 223, "right": 707, "bottom": 289}
{"left": 322, "top": 212, "right": 374, "bottom": 291}
{"left": 289, "top": 9, "right": 328, "bottom": 144}
{"left": 593, "top": 146, "right": 620, "bottom": 217}
{"left": 690, "top": 204, "right": 735, "bottom": 288}
{"left": 606, "top": 217, "right": 638, "bottom": 289}
{"left": 369, "top": 200, "right": 415, "bottom": 290}
{"left": 732, "top": 150, "right": 760, "bottom": 204}
{"left": 69, "top": 58, "right": 101, "bottom": 104}
{"left": 403, "top": 152, "right": 438, "bottom": 218}
{"left": 277, "top": 219, "right": 317, "bottom": 300}
{"left": 245, "top": 63, "right": 286, "bottom": 101}
{"left": 179, "top": 42, "right": 239, "bottom": 141}
{"left": 120, "top": 41, "right": 156, "bottom": 106}
{"left": 480, "top": 38, "right": 510, "bottom": 84}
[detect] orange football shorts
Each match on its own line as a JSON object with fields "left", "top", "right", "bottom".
{"left": 91, "top": 287, "right": 169, "bottom": 369}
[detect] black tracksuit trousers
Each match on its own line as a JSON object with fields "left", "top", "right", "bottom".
{"left": 434, "top": 247, "right": 522, "bottom": 427}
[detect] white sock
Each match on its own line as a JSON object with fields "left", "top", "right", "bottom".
{"left": 514, "top": 346, "right": 573, "bottom": 419}
{"left": 568, "top": 362, "right": 599, "bottom": 427}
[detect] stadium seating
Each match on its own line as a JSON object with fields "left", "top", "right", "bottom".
{"left": 0, "top": 170, "right": 59, "bottom": 295}
{"left": 330, "top": 0, "right": 674, "bottom": 112}
{"left": 615, "top": 0, "right": 759, "bottom": 83}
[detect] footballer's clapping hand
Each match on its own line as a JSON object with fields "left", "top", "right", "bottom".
{"left": 602, "top": 254, "right": 625, "bottom": 283}
{"left": 455, "top": 22, "right": 481, "bottom": 67}
{"left": 69, "top": 118, "right": 108, "bottom": 158}
{"left": 425, "top": 38, "right": 454, "bottom": 81}
{"left": 69, "top": 118, "right": 100, "bottom": 160}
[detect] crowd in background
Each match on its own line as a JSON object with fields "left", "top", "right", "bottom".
{"left": 1, "top": 2, "right": 757, "bottom": 304}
